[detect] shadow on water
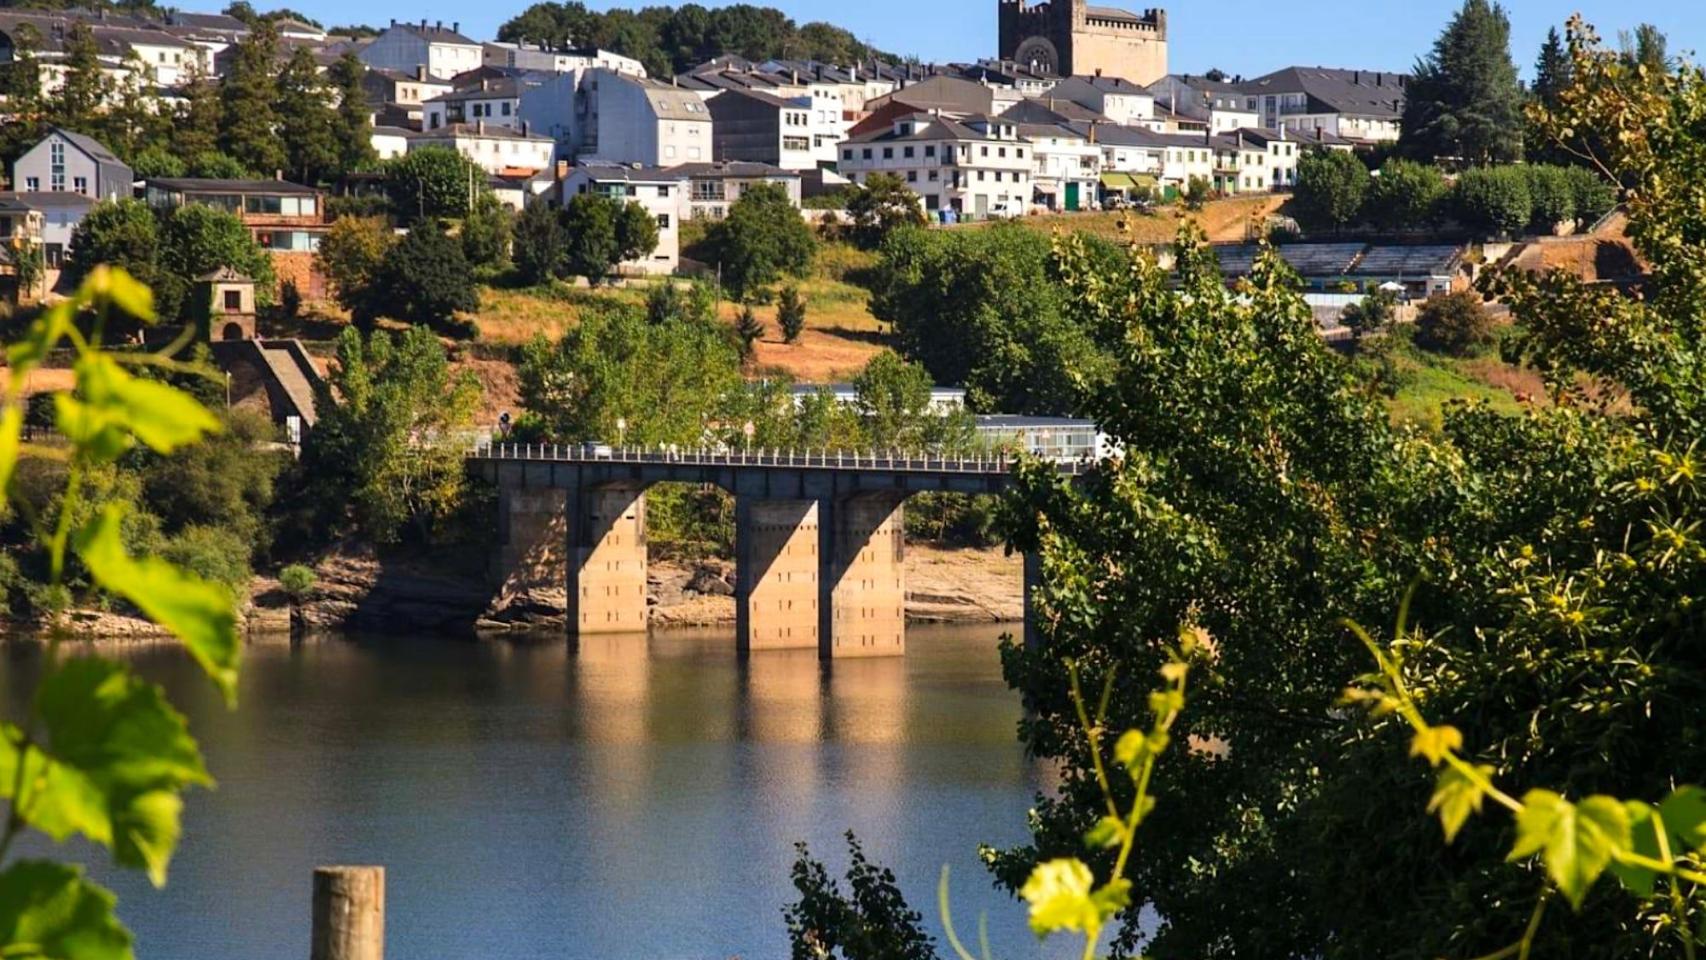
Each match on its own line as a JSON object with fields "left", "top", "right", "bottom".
{"left": 3, "top": 624, "right": 1077, "bottom": 960}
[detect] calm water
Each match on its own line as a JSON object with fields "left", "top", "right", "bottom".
{"left": 3, "top": 625, "right": 1071, "bottom": 960}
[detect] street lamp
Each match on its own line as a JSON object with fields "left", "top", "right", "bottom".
{"left": 616, "top": 416, "right": 627, "bottom": 448}
{"left": 743, "top": 420, "right": 755, "bottom": 454}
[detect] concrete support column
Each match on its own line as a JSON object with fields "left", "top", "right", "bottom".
{"left": 825, "top": 495, "right": 907, "bottom": 658}
{"left": 493, "top": 486, "right": 572, "bottom": 610}
{"left": 736, "top": 498, "right": 824, "bottom": 654}
{"left": 569, "top": 485, "right": 649, "bottom": 636}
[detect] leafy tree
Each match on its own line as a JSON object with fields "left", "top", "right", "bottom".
{"left": 1181, "top": 175, "right": 1211, "bottom": 210}
{"left": 460, "top": 194, "right": 513, "bottom": 272}
{"left": 701, "top": 182, "right": 815, "bottom": 300}
{"left": 853, "top": 351, "right": 934, "bottom": 449}
{"left": 1365, "top": 158, "right": 1445, "bottom": 230}
{"left": 278, "top": 563, "right": 316, "bottom": 602}
{"left": 1414, "top": 289, "right": 1494, "bottom": 354}
{"left": 49, "top": 23, "right": 109, "bottom": 133}
{"left": 1619, "top": 23, "right": 1669, "bottom": 74}
{"left": 367, "top": 224, "right": 479, "bottom": 334}
{"left": 645, "top": 279, "right": 716, "bottom": 327}
{"left": 513, "top": 201, "right": 568, "bottom": 284}
{"left": 517, "top": 299, "right": 742, "bottom": 445}
{"left": 173, "top": 65, "right": 223, "bottom": 164}
{"left": 219, "top": 22, "right": 285, "bottom": 176}
{"left": 735, "top": 303, "right": 763, "bottom": 357}
{"left": 188, "top": 151, "right": 250, "bottom": 179}
{"left": 66, "top": 200, "right": 164, "bottom": 302}
{"left": 846, "top": 172, "right": 926, "bottom": 249}
{"left": 784, "top": 833, "right": 937, "bottom": 960}
{"left": 131, "top": 146, "right": 188, "bottom": 179}
{"left": 1522, "top": 163, "right": 1574, "bottom": 230}
{"left": 301, "top": 326, "right": 480, "bottom": 543}
{"left": 0, "top": 23, "right": 47, "bottom": 167}
{"left": 140, "top": 409, "right": 283, "bottom": 552}
{"left": 1291, "top": 148, "right": 1369, "bottom": 232}
{"left": 383, "top": 146, "right": 486, "bottom": 221}
{"left": 1562, "top": 165, "right": 1616, "bottom": 225}
{"left": 275, "top": 46, "right": 339, "bottom": 184}
{"left": 559, "top": 192, "right": 621, "bottom": 283}
{"left": 157, "top": 203, "right": 276, "bottom": 318}
{"left": 1452, "top": 164, "right": 1531, "bottom": 236}
{"left": 1339, "top": 287, "right": 1397, "bottom": 339}
{"left": 326, "top": 52, "right": 378, "bottom": 175}
{"left": 777, "top": 284, "right": 807, "bottom": 343}
{"left": 1400, "top": 0, "right": 1524, "bottom": 163}
{"left": 314, "top": 215, "right": 396, "bottom": 320}
{"left": 613, "top": 196, "right": 660, "bottom": 267}
{"left": 101, "top": 53, "right": 167, "bottom": 162}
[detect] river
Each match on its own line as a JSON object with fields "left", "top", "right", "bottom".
{"left": 3, "top": 624, "right": 1076, "bottom": 960}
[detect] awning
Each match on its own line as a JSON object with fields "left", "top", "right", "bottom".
{"left": 1100, "top": 172, "right": 1137, "bottom": 189}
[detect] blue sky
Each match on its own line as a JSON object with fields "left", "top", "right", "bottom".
{"left": 315, "top": 0, "right": 1700, "bottom": 79}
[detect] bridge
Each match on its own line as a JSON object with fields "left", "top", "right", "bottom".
{"left": 471, "top": 443, "right": 1084, "bottom": 657}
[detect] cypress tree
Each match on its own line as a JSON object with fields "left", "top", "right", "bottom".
{"left": 327, "top": 52, "right": 378, "bottom": 174}
{"left": 275, "top": 46, "right": 338, "bottom": 183}
{"left": 1532, "top": 27, "right": 1571, "bottom": 108}
{"left": 1399, "top": 0, "right": 1524, "bottom": 164}
{"left": 174, "top": 62, "right": 223, "bottom": 163}
{"left": 51, "top": 23, "right": 109, "bottom": 133}
{"left": 219, "top": 21, "right": 284, "bottom": 176}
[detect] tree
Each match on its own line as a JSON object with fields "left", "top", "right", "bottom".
{"left": 157, "top": 203, "right": 276, "bottom": 318}
{"left": 512, "top": 201, "right": 568, "bottom": 284}
{"left": 101, "top": 53, "right": 167, "bottom": 162}
{"left": 1400, "top": 0, "right": 1524, "bottom": 163}
{"left": 275, "top": 46, "right": 339, "bottom": 184}
{"left": 0, "top": 23, "right": 47, "bottom": 167}
{"left": 613, "top": 197, "right": 660, "bottom": 266}
{"left": 48, "top": 23, "right": 109, "bottom": 133}
{"left": 141, "top": 409, "right": 284, "bottom": 553}
{"left": 1339, "top": 287, "right": 1397, "bottom": 339}
{"left": 64, "top": 200, "right": 170, "bottom": 326}
{"left": 777, "top": 285, "right": 807, "bottom": 343}
{"left": 1292, "top": 149, "right": 1369, "bottom": 233}
{"left": 460, "top": 194, "right": 513, "bottom": 272}
{"left": 1181, "top": 175, "right": 1211, "bottom": 210}
{"left": 366, "top": 224, "right": 479, "bottom": 334}
{"left": 173, "top": 65, "right": 223, "bottom": 164}
{"left": 1365, "top": 158, "right": 1446, "bottom": 231}
{"left": 131, "top": 146, "right": 188, "bottom": 179}
{"left": 853, "top": 351, "right": 933, "bottom": 449}
{"left": 1532, "top": 27, "right": 1572, "bottom": 108}
{"left": 219, "top": 22, "right": 285, "bottom": 175}
{"left": 1452, "top": 164, "right": 1531, "bottom": 236}
{"left": 645, "top": 280, "right": 716, "bottom": 326}
{"left": 846, "top": 172, "right": 926, "bottom": 248}
{"left": 700, "top": 182, "right": 815, "bottom": 300}
{"left": 1562, "top": 165, "right": 1616, "bottom": 225}
{"left": 384, "top": 146, "right": 486, "bottom": 220}
{"left": 559, "top": 192, "right": 620, "bottom": 283}
{"left": 1522, "top": 163, "right": 1574, "bottom": 230}
{"left": 1415, "top": 289, "right": 1494, "bottom": 355}
{"left": 734, "top": 303, "right": 763, "bottom": 357}
{"left": 326, "top": 52, "right": 378, "bottom": 174}
{"left": 301, "top": 326, "right": 480, "bottom": 543}
{"left": 314, "top": 215, "right": 395, "bottom": 320}
{"left": 1619, "top": 23, "right": 1669, "bottom": 74}
{"left": 785, "top": 834, "right": 937, "bottom": 960}
{"left": 188, "top": 151, "right": 250, "bottom": 179}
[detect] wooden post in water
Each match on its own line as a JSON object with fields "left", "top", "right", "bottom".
{"left": 311, "top": 866, "right": 384, "bottom": 960}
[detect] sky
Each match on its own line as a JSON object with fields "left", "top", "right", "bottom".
{"left": 308, "top": 0, "right": 1702, "bottom": 80}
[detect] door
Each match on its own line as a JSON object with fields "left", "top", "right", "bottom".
{"left": 1065, "top": 182, "right": 1080, "bottom": 211}
{"left": 975, "top": 194, "right": 989, "bottom": 217}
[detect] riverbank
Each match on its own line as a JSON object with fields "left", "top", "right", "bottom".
{"left": 12, "top": 542, "right": 1025, "bottom": 640}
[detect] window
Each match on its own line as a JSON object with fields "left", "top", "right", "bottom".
{"left": 687, "top": 146, "right": 701, "bottom": 159}
{"left": 928, "top": 170, "right": 938, "bottom": 181}
{"left": 843, "top": 149, "right": 853, "bottom": 160}
{"left": 25, "top": 177, "right": 39, "bottom": 191}
{"left": 1017, "top": 148, "right": 1024, "bottom": 158}
{"left": 980, "top": 146, "right": 989, "bottom": 157}
{"left": 73, "top": 177, "right": 87, "bottom": 194}
{"left": 223, "top": 290, "right": 242, "bottom": 311}
{"left": 658, "top": 185, "right": 671, "bottom": 197}
{"left": 907, "top": 170, "right": 916, "bottom": 182}
{"left": 977, "top": 170, "right": 985, "bottom": 182}
{"left": 656, "top": 213, "right": 671, "bottom": 229}
{"left": 882, "top": 147, "right": 893, "bottom": 159}
{"left": 862, "top": 148, "right": 872, "bottom": 160}
{"left": 626, "top": 185, "right": 637, "bottom": 196}
{"left": 502, "top": 102, "right": 512, "bottom": 116}
{"left": 998, "top": 147, "right": 1006, "bottom": 157}
{"left": 903, "top": 146, "right": 914, "bottom": 158}
{"left": 925, "top": 145, "right": 935, "bottom": 157}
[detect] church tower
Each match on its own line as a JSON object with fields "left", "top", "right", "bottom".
{"left": 998, "top": 0, "right": 1168, "bottom": 85}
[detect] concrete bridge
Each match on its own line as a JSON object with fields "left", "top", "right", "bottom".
{"left": 471, "top": 443, "right": 1085, "bottom": 657}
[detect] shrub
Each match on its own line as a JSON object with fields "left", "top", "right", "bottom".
{"left": 161, "top": 524, "right": 252, "bottom": 590}
{"left": 1523, "top": 164, "right": 1575, "bottom": 231}
{"left": 280, "top": 279, "right": 301, "bottom": 317}
{"left": 1341, "top": 288, "right": 1398, "bottom": 338}
{"left": 777, "top": 285, "right": 807, "bottom": 343}
{"left": 1563, "top": 165, "right": 1618, "bottom": 226}
{"left": 1415, "top": 290, "right": 1494, "bottom": 355}
{"left": 1366, "top": 159, "right": 1446, "bottom": 231}
{"left": 1182, "top": 175, "right": 1213, "bottom": 211}
{"left": 278, "top": 563, "right": 316, "bottom": 602}
{"left": 367, "top": 224, "right": 479, "bottom": 334}
{"left": 1452, "top": 166, "right": 1531, "bottom": 237}
{"left": 735, "top": 304, "right": 763, "bottom": 357}
{"left": 1293, "top": 149, "right": 1369, "bottom": 231}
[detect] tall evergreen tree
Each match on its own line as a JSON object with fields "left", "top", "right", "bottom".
{"left": 102, "top": 53, "right": 166, "bottom": 161}
{"left": 275, "top": 46, "right": 338, "bottom": 183}
{"left": 218, "top": 21, "right": 284, "bottom": 176}
{"left": 1532, "top": 27, "right": 1571, "bottom": 108}
{"left": 50, "top": 23, "right": 110, "bottom": 133}
{"left": 1620, "top": 23, "right": 1669, "bottom": 74}
{"left": 1399, "top": 0, "right": 1524, "bottom": 164}
{"left": 0, "top": 23, "right": 48, "bottom": 169}
{"left": 326, "top": 52, "right": 378, "bottom": 175}
{"left": 173, "top": 63, "right": 223, "bottom": 164}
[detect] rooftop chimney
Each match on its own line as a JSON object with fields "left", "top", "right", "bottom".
{"left": 419, "top": 18, "right": 427, "bottom": 31}
{"left": 452, "top": 21, "right": 459, "bottom": 34}
{"left": 417, "top": 64, "right": 428, "bottom": 81}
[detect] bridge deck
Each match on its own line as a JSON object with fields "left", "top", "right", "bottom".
{"left": 469, "top": 443, "right": 1088, "bottom": 477}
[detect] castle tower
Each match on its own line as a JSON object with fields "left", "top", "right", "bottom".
{"left": 997, "top": 0, "right": 1168, "bottom": 85}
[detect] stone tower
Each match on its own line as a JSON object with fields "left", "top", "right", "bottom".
{"left": 998, "top": 0, "right": 1168, "bottom": 85}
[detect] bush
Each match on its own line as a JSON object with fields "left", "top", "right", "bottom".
{"left": 784, "top": 833, "right": 936, "bottom": 960}
{"left": 735, "top": 303, "right": 763, "bottom": 357}
{"left": 845, "top": 172, "right": 926, "bottom": 249}
{"left": 1564, "top": 165, "right": 1618, "bottom": 226}
{"left": 367, "top": 224, "right": 479, "bottom": 334}
{"left": 1293, "top": 149, "right": 1369, "bottom": 232}
{"left": 1415, "top": 290, "right": 1495, "bottom": 355}
{"left": 1452, "top": 166, "right": 1531, "bottom": 237}
{"left": 1523, "top": 164, "right": 1576, "bottom": 231}
{"left": 777, "top": 285, "right": 806, "bottom": 343}
{"left": 1340, "top": 288, "right": 1398, "bottom": 338}
{"left": 278, "top": 563, "right": 316, "bottom": 602}
{"left": 1366, "top": 159, "right": 1446, "bottom": 231}
{"left": 1182, "top": 175, "right": 1213, "bottom": 211}
{"left": 161, "top": 524, "right": 252, "bottom": 590}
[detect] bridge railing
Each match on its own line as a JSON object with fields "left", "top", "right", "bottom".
{"left": 468, "top": 442, "right": 1090, "bottom": 475}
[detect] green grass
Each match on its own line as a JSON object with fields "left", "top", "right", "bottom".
{"left": 1384, "top": 346, "right": 1528, "bottom": 430}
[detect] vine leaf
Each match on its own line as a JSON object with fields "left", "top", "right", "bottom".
{"left": 1658, "top": 786, "right": 1706, "bottom": 852}
{"left": 1608, "top": 801, "right": 1660, "bottom": 897}
{"left": 1410, "top": 725, "right": 1463, "bottom": 767}
{"left": 0, "top": 861, "right": 133, "bottom": 960}
{"left": 0, "top": 660, "right": 211, "bottom": 887}
{"left": 1428, "top": 763, "right": 1494, "bottom": 843}
{"left": 1084, "top": 816, "right": 1125, "bottom": 849}
{"left": 0, "top": 404, "right": 20, "bottom": 496}
{"left": 1509, "top": 790, "right": 1631, "bottom": 909}
{"left": 1020, "top": 859, "right": 1100, "bottom": 936}
{"left": 75, "top": 506, "right": 239, "bottom": 704}
{"left": 69, "top": 355, "right": 220, "bottom": 458}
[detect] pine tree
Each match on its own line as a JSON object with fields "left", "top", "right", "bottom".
{"left": 50, "top": 23, "right": 110, "bottom": 133}
{"left": 219, "top": 21, "right": 284, "bottom": 176}
{"left": 102, "top": 53, "right": 167, "bottom": 161}
{"left": 174, "top": 62, "right": 223, "bottom": 163}
{"left": 275, "top": 46, "right": 338, "bottom": 183}
{"left": 1533, "top": 27, "right": 1571, "bottom": 108}
{"left": 0, "top": 23, "right": 48, "bottom": 169}
{"left": 1399, "top": 0, "right": 1524, "bottom": 164}
{"left": 326, "top": 52, "right": 378, "bottom": 174}
{"left": 735, "top": 304, "right": 764, "bottom": 357}
{"left": 777, "top": 285, "right": 807, "bottom": 343}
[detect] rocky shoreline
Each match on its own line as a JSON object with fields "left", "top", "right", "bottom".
{"left": 16, "top": 543, "right": 1024, "bottom": 640}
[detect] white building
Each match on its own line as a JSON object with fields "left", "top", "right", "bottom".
{"left": 1049, "top": 74, "right": 1156, "bottom": 128}
{"left": 359, "top": 19, "right": 481, "bottom": 81}
{"left": 669, "top": 161, "right": 802, "bottom": 221}
{"left": 424, "top": 77, "right": 523, "bottom": 131}
{"left": 1228, "top": 128, "right": 1302, "bottom": 190}
{"left": 838, "top": 113, "right": 1033, "bottom": 219}
{"left": 1237, "top": 67, "right": 1407, "bottom": 144}
{"left": 560, "top": 162, "right": 687, "bottom": 275}
{"left": 518, "top": 69, "right": 714, "bottom": 166}
{"left": 482, "top": 41, "right": 645, "bottom": 77}
{"left": 1015, "top": 122, "right": 1100, "bottom": 211}
{"left": 408, "top": 122, "right": 556, "bottom": 175}
{"left": 370, "top": 125, "right": 411, "bottom": 160}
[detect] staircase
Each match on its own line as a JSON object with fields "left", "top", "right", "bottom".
{"left": 254, "top": 339, "right": 321, "bottom": 426}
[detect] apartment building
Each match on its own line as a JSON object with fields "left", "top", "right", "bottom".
{"left": 143, "top": 178, "right": 330, "bottom": 296}
{"left": 1238, "top": 67, "right": 1407, "bottom": 143}
{"left": 1050, "top": 74, "right": 1155, "bottom": 127}
{"left": 424, "top": 77, "right": 526, "bottom": 131}
{"left": 839, "top": 113, "right": 1033, "bottom": 219}
{"left": 669, "top": 161, "right": 801, "bottom": 221}
{"left": 560, "top": 163, "right": 687, "bottom": 275}
{"left": 408, "top": 122, "right": 556, "bottom": 175}
{"left": 481, "top": 41, "right": 646, "bottom": 77}
{"left": 706, "top": 89, "right": 824, "bottom": 170}
{"left": 1014, "top": 122, "right": 1099, "bottom": 210}
{"left": 360, "top": 19, "right": 481, "bottom": 81}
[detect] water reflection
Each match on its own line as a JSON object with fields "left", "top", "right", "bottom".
{"left": 3, "top": 626, "right": 1069, "bottom": 960}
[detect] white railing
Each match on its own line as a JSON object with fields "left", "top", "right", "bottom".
{"left": 467, "top": 442, "right": 1090, "bottom": 475}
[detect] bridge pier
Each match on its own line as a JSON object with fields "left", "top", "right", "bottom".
{"left": 825, "top": 495, "right": 907, "bottom": 657}
{"left": 735, "top": 498, "right": 824, "bottom": 654}
{"left": 569, "top": 485, "right": 649, "bottom": 635}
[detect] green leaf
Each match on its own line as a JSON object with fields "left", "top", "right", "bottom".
{"left": 1509, "top": 790, "right": 1630, "bottom": 910}
{"left": 81, "top": 265, "right": 155, "bottom": 325}
{"left": 1019, "top": 858, "right": 1099, "bottom": 936}
{"left": 1608, "top": 801, "right": 1659, "bottom": 897}
{"left": 0, "top": 861, "right": 133, "bottom": 960}
{"left": 5, "top": 302, "right": 73, "bottom": 376}
{"left": 0, "top": 660, "right": 211, "bottom": 886}
{"left": 1658, "top": 786, "right": 1706, "bottom": 852}
{"left": 1113, "top": 729, "right": 1147, "bottom": 769}
{"left": 53, "top": 394, "right": 133, "bottom": 465}
{"left": 74, "top": 506, "right": 239, "bottom": 703}
{"left": 1084, "top": 816, "right": 1125, "bottom": 849}
{"left": 1410, "top": 725, "right": 1463, "bottom": 767}
{"left": 1090, "top": 877, "right": 1133, "bottom": 917}
{"left": 1427, "top": 763, "right": 1493, "bottom": 843}
{"left": 72, "top": 355, "right": 219, "bottom": 456}
{"left": 0, "top": 404, "right": 21, "bottom": 497}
